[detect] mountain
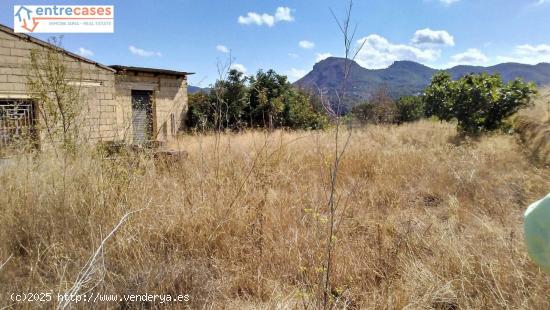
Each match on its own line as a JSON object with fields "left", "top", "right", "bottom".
{"left": 294, "top": 57, "right": 550, "bottom": 112}
{"left": 188, "top": 85, "right": 211, "bottom": 94}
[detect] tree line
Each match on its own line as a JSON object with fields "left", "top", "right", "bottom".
{"left": 187, "top": 69, "right": 537, "bottom": 136}
{"left": 351, "top": 72, "right": 537, "bottom": 135}
{"left": 186, "top": 69, "right": 328, "bottom": 131}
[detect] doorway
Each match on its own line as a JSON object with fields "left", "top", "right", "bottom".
{"left": 131, "top": 90, "right": 153, "bottom": 145}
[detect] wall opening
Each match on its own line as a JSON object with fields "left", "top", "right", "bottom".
{"left": 0, "top": 99, "right": 36, "bottom": 154}
{"left": 131, "top": 90, "right": 153, "bottom": 145}
{"left": 170, "top": 113, "right": 176, "bottom": 137}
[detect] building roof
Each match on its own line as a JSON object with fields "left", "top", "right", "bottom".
{"left": 0, "top": 24, "right": 115, "bottom": 72}
{"left": 0, "top": 23, "right": 194, "bottom": 77}
{"left": 109, "top": 65, "right": 194, "bottom": 77}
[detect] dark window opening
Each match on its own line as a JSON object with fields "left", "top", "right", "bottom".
{"left": 0, "top": 99, "right": 36, "bottom": 154}
{"left": 170, "top": 113, "right": 176, "bottom": 137}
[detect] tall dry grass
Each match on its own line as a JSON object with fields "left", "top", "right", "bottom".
{"left": 520, "top": 87, "right": 550, "bottom": 124}
{"left": 513, "top": 88, "right": 550, "bottom": 166}
{"left": 1, "top": 119, "right": 549, "bottom": 308}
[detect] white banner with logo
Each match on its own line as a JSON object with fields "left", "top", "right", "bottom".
{"left": 14, "top": 5, "right": 114, "bottom": 33}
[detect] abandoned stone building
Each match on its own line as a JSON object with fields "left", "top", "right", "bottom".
{"left": 0, "top": 24, "right": 192, "bottom": 150}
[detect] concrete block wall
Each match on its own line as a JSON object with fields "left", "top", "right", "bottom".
{"left": 114, "top": 72, "right": 188, "bottom": 144}
{"left": 157, "top": 75, "right": 188, "bottom": 141}
{"left": 0, "top": 30, "right": 118, "bottom": 144}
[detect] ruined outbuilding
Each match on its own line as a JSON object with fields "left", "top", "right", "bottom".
{"left": 0, "top": 24, "right": 192, "bottom": 150}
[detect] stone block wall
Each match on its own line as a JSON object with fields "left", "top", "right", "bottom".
{"left": 0, "top": 27, "right": 189, "bottom": 148}
{"left": 114, "top": 71, "right": 188, "bottom": 144}
{"left": 0, "top": 30, "right": 118, "bottom": 144}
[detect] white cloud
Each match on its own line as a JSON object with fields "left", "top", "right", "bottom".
{"left": 129, "top": 45, "right": 162, "bottom": 57}
{"left": 230, "top": 63, "right": 247, "bottom": 73}
{"left": 516, "top": 44, "right": 550, "bottom": 56}
{"left": 239, "top": 13, "right": 275, "bottom": 27}
{"left": 535, "top": 0, "right": 549, "bottom": 5}
{"left": 216, "top": 45, "right": 229, "bottom": 53}
{"left": 78, "top": 47, "right": 94, "bottom": 57}
{"left": 287, "top": 68, "right": 307, "bottom": 82}
{"left": 316, "top": 52, "right": 332, "bottom": 62}
{"left": 288, "top": 53, "right": 299, "bottom": 58}
{"left": 449, "top": 48, "right": 489, "bottom": 65}
{"left": 299, "top": 40, "right": 315, "bottom": 49}
{"left": 238, "top": 7, "right": 294, "bottom": 27}
{"left": 355, "top": 34, "right": 440, "bottom": 69}
{"left": 497, "top": 44, "right": 550, "bottom": 64}
{"left": 275, "top": 7, "right": 294, "bottom": 22}
{"left": 412, "top": 28, "right": 455, "bottom": 46}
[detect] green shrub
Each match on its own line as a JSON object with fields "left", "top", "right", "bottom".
{"left": 396, "top": 96, "right": 425, "bottom": 123}
{"left": 423, "top": 72, "right": 537, "bottom": 135}
{"left": 454, "top": 74, "right": 536, "bottom": 134}
{"left": 186, "top": 92, "right": 216, "bottom": 130}
{"left": 283, "top": 91, "right": 329, "bottom": 129}
{"left": 351, "top": 87, "right": 397, "bottom": 124}
{"left": 423, "top": 72, "right": 456, "bottom": 122}
{"left": 186, "top": 69, "right": 327, "bottom": 131}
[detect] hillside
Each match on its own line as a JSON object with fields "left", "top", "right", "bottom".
{"left": 294, "top": 57, "right": 550, "bottom": 112}
{"left": 188, "top": 85, "right": 211, "bottom": 94}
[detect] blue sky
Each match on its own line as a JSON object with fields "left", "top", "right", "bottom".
{"left": 2, "top": 0, "right": 550, "bottom": 86}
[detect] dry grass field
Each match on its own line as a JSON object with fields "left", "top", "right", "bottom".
{"left": 514, "top": 88, "right": 550, "bottom": 166}
{"left": 1, "top": 99, "right": 549, "bottom": 308}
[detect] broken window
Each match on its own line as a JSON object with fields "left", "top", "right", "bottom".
{"left": 0, "top": 99, "right": 36, "bottom": 152}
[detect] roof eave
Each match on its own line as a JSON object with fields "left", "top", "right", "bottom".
{"left": 109, "top": 65, "right": 194, "bottom": 77}
{"left": 0, "top": 24, "right": 116, "bottom": 73}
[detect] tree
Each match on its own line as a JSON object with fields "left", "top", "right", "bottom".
{"left": 351, "top": 87, "right": 397, "bottom": 124}
{"left": 248, "top": 70, "right": 290, "bottom": 129}
{"left": 219, "top": 69, "right": 249, "bottom": 129}
{"left": 27, "top": 39, "right": 84, "bottom": 152}
{"left": 396, "top": 95, "right": 424, "bottom": 123}
{"left": 423, "top": 71, "right": 455, "bottom": 122}
{"left": 453, "top": 74, "right": 536, "bottom": 134}
{"left": 282, "top": 90, "right": 328, "bottom": 129}
{"left": 186, "top": 69, "right": 328, "bottom": 131}
{"left": 350, "top": 102, "right": 374, "bottom": 123}
{"left": 422, "top": 72, "right": 537, "bottom": 135}
{"left": 186, "top": 92, "right": 216, "bottom": 130}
